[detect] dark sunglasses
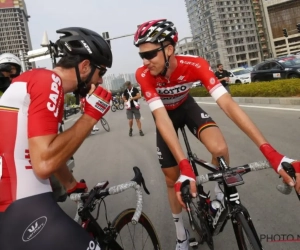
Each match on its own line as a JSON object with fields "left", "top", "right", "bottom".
{"left": 139, "top": 44, "right": 170, "bottom": 60}
{"left": 95, "top": 65, "right": 107, "bottom": 77}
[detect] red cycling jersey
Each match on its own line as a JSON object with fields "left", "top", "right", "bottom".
{"left": 135, "top": 55, "right": 227, "bottom": 111}
{"left": 0, "top": 69, "right": 64, "bottom": 212}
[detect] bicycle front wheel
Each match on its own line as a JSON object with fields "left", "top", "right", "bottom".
{"left": 100, "top": 118, "right": 110, "bottom": 132}
{"left": 119, "top": 103, "right": 124, "bottom": 110}
{"left": 111, "top": 105, "right": 117, "bottom": 112}
{"left": 105, "top": 208, "right": 161, "bottom": 250}
{"left": 233, "top": 212, "right": 262, "bottom": 250}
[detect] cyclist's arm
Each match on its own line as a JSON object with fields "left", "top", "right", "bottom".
{"left": 153, "top": 107, "right": 186, "bottom": 163}
{"left": 53, "top": 163, "right": 76, "bottom": 190}
{"left": 27, "top": 72, "right": 96, "bottom": 180}
{"left": 136, "top": 72, "right": 186, "bottom": 164}
{"left": 216, "top": 94, "right": 267, "bottom": 147}
{"left": 197, "top": 59, "right": 267, "bottom": 147}
{"left": 29, "top": 115, "right": 95, "bottom": 179}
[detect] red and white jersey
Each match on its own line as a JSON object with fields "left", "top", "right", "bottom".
{"left": 0, "top": 69, "right": 64, "bottom": 212}
{"left": 135, "top": 55, "right": 227, "bottom": 111}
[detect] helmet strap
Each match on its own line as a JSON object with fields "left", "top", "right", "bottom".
{"left": 73, "top": 64, "right": 96, "bottom": 104}
{"left": 160, "top": 42, "right": 170, "bottom": 77}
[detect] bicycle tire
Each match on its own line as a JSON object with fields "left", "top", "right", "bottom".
{"left": 234, "top": 212, "right": 261, "bottom": 250}
{"left": 100, "top": 118, "right": 110, "bottom": 132}
{"left": 111, "top": 105, "right": 117, "bottom": 112}
{"left": 104, "top": 208, "right": 161, "bottom": 250}
{"left": 189, "top": 205, "right": 214, "bottom": 250}
{"left": 119, "top": 103, "right": 124, "bottom": 110}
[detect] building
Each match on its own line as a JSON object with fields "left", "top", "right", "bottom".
{"left": 184, "top": 0, "right": 270, "bottom": 70}
{"left": 251, "top": 0, "right": 272, "bottom": 59}
{"left": 175, "top": 37, "right": 199, "bottom": 55}
{"left": 103, "top": 73, "right": 136, "bottom": 91}
{"left": 0, "top": 0, "right": 34, "bottom": 69}
{"left": 262, "top": 0, "right": 300, "bottom": 57}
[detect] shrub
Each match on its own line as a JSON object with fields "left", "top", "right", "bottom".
{"left": 190, "top": 79, "right": 300, "bottom": 97}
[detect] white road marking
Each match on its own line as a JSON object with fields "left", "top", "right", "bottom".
{"left": 196, "top": 102, "right": 300, "bottom": 112}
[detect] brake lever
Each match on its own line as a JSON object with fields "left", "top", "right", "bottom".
{"left": 282, "top": 162, "right": 300, "bottom": 201}
{"left": 181, "top": 180, "right": 192, "bottom": 203}
{"left": 132, "top": 166, "right": 150, "bottom": 195}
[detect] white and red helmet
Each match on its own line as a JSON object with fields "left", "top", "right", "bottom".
{"left": 134, "top": 19, "right": 178, "bottom": 47}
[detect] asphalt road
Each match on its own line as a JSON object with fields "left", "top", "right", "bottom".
{"left": 61, "top": 99, "right": 300, "bottom": 250}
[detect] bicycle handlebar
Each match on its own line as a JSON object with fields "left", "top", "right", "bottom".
{"left": 70, "top": 167, "right": 150, "bottom": 225}
{"left": 195, "top": 160, "right": 271, "bottom": 185}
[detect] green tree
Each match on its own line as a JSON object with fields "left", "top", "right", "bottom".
{"left": 65, "top": 93, "right": 76, "bottom": 106}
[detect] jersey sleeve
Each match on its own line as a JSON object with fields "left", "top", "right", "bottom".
{"left": 27, "top": 70, "right": 64, "bottom": 138}
{"left": 193, "top": 58, "right": 228, "bottom": 101}
{"left": 135, "top": 68, "right": 164, "bottom": 112}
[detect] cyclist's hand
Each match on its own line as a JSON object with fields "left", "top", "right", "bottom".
{"left": 67, "top": 181, "right": 88, "bottom": 196}
{"left": 85, "top": 85, "right": 111, "bottom": 121}
{"left": 174, "top": 159, "right": 197, "bottom": 209}
{"left": 260, "top": 143, "right": 300, "bottom": 186}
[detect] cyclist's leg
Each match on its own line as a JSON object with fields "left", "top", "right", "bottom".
{"left": 127, "top": 109, "right": 134, "bottom": 136}
{"left": 0, "top": 192, "right": 99, "bottom": 250}
{"left": 184, "top": 95, "right": 229, "bottom": 166}
{"left": 156, "top": 126, "right": 187, "bottom": 242}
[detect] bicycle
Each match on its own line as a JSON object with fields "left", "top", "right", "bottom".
{"left": 111, "top": 100, "right": 124, "bottom": 112}
{"left": 180, "top": 126, "right": 277, "bottom": 250}
{"left": 70, "top": 167, "right": 162, "bottom": 250}
{"left": 100, "top": 117, "right": 110, "bottom": 132}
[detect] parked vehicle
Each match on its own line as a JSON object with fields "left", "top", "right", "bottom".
{"left": 191, "top": 81, "right": 202, "bottom": 88}
{"left": 229, "top": 67, "right": 251, "bottom": 84}
{"left": 251, "top": 56, "right": 300, "bottom": 82}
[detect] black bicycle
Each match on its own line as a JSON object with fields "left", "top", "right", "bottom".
{"left": 180, "top": 126, "right": 274, "bottom": 250}
{"left": 70, "top": 167, "right": 161, "bottom": 250}
{"left": 100, "top": 117, "right": 110, "bottom": 132}
{"left": 111, "top": 100, "right": 124, "bottom": 112}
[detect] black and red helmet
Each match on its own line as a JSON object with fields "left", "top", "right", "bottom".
{"left": 134, "top": 19, "right": 178, "bottom": 47}
{"left": 56, "top": 27, "right": 113, "bottom": 68}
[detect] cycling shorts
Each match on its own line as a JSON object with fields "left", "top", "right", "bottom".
{"left": 0, "top": 192, "right": 100, "bottom": 250}
{"left": 156, "top": 94, "right": 218, "bottom": 168}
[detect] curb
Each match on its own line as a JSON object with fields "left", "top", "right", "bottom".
{"left": 193, "top": 97, "right": 300, "bottom": 106}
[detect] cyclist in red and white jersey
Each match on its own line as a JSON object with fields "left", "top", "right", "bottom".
{"left": 134, "top": 19, "right": 300, "bottom": 249}
{"left": 0, "top": 27, "right": 112, "bottom": 250}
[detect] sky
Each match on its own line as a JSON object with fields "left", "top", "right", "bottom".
{"left": 25, "top": 0, "right": 192, "bottom": 74}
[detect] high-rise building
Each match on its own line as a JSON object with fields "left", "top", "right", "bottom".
{"left": 103, "top": 73, "right": 136, "bottom": 91}
{"left": 184, "top": 0, "right": 271, "bottom": 70}
{"left": 175, "top": 37, "right": 199, "bottom": 55}
{"left": 0, "top": 0, "right": 34, "bottom": 69}
{"left": 262, "top": 0, "right": 300, "bottom": 57}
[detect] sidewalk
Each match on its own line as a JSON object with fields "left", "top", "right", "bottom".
{"left": 193, "top": 97, "right": 300, "bottom": 106}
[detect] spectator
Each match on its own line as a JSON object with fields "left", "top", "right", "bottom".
{"left": 123, "top": 81, "right": 144, "bottom": 136}
{"left": 215, "top": 63, "right": 231, "bottom": 94}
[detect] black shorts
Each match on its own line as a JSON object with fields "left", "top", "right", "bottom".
{"left": 0, "top": 192, "right": 99, "bottom": 250}
{"left": 156, "top": 94, "right": 217, "bottom": 168}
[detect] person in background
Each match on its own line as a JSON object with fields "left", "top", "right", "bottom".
{"left": 215, "top": 63, "right": 231, "bottom": 93}
{"left": 0, "top": 53, "right": 22, "bottom": 96}
{"left": 123, "top": 81, "right": 144, "bottom": 137}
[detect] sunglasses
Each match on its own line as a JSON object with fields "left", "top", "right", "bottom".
{"left": 95, "top": 65, "right": 107, "bottom": 77}
{"left": 139, "top": 44, "right": 170, "bottom": 60}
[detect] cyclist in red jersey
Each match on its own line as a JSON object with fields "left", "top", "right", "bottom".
{"left": 134, "top": 19, "right": 300, "bottom": 249}
{"left": 0, "top": 27, "right": 112, "bottom": 250}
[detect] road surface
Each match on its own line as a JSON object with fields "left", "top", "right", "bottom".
{"left": 61, "top": 100, "right": 300, "bottom": 250}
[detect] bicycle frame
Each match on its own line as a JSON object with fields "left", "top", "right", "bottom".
{"left": 180, "top": 127, "right": 263, "bottom": 248}
{"left": 80, "top": 208, "right": 123, "bottom": 249}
